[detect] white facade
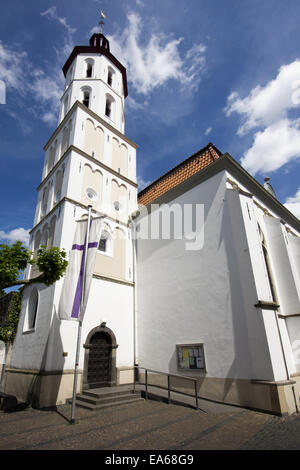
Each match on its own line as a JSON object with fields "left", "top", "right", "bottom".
{"left": 4, "top": 30, "right": 300, "bottom": 417}
{"left": 5, "top": 33, "right": 138, "bottom": 407}
{"left": 135, "top": 157, "right": 300, "bottom": 415}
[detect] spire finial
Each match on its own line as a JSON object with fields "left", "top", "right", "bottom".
{"left": 100, "top": 10, "right": 106, "bottom": 34}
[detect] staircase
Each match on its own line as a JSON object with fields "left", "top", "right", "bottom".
{"left": 69, "top": 385, "right": 144, "bottom": 411}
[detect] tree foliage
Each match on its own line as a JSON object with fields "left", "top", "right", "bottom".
{"left": 0, "top": 241, "right": 32, "bottom": 290}
{"left": 0, "top": 241, "right": 68, "bottom": 290}
{"left": 0, "top": 292, "right": 21, "bottom": 343}
{"left": 36, "top": 245, "right": 68, "bottom": 286}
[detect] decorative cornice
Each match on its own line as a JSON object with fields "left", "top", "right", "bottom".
{"left": 30, "top": 197, "right": 131, "bottom": 234}
{"left": 62, "top": 44, "right": 128, "bottom": 97}
{"left": 226, "top": 177, "right": 253, "bottom": 198}
{"left": 44, "top": 100, "right": 138, "bottom": 152}
{"left": 38, "top": 144, "right": 138, "bottom": 191}
{"left": 92, "top": 273, "right": 134, "bottom": 287}
{"left": 70, "top": 145, "right": 138, "bottom": 188}
{"left": 76, "top": 101, "right": 138, "bottom": 148}
{"left": 43, "top": 101, "right": 78, "bottom": 151}
{"left": 139, "top": 151, "right": 300, "bottom": 233}
{"left": 253, "top": 199, "right": 272, "bottom": 216}
{"left": 278, "top": 312, "right": 300, "bottom": 319}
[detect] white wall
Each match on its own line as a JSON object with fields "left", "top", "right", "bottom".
{"left": 136, "top": 171, "right": 275, "bottom": 380}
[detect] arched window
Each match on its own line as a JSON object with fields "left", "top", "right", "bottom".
{"left": 85, "top": 59, "right": 94, "bottom": 78}
{"left": 86, "top": 63, "right": 92, "bottom": 78}
{"left": 258, "top": 224, "right": 278, "bottom": 302}
{"left": 40, "top": 225, "right": 49, "bottom": 247}
{"left": 83, "top": 90, "right": 90, "bottom": 108}
{"left": 61, "top": 121, "right": 71, "bottom": 156}
{"left": 54, "top": 166, "right": 64, "bottom": 204}
{"left": 107, "top": 66, "right": 115, "bottom": 88}
{"left": 48, "top": 142, "right": 56, "bottom": 173}
{"left": 34, "top": 230, "right": 41, "bottom": 252}
{"left": 105, "top": 94, "right": 115, "bottom": 120}
{"left": 41, "top": 186, "right": 50, "bottom": 218}
{"left": 98, "top": 229, "right": 112, "bottom": 256}
{"left": 62, "top": 94, "right": 69, "bottom": 118}
{"left": 87, "top": 63, "right": 92, "bottom": 78}
{"left": 26, "top": 288, "right": 39, "bottom": 331}
{"left": 49, "top": 216, "right": 56, "bottom": 248}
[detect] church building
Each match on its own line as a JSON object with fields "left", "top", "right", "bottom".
{"left": 3, "top": 26, "right": 300, "bottom": 416}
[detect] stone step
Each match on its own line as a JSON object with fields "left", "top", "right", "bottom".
{"left": 71, "top": 396, "right": 144, "bottom": 411}
{"left": 82, "top": 388, "right": 138, "bottom": 400}
{"left": 75, "top": 391, "right": 140, "bottom": 406}
{"left": 68, "top": 386, "right": 144, "bottom": 411}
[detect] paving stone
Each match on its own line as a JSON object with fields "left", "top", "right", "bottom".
{"left": 1, "top": 399, "right": 300, "bottom": 450}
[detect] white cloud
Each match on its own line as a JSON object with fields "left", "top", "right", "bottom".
{"left": 126, "top": 96, "right": 148, "bottom": 111}
{"left": 225, "top": 60, "right": 300, "bottom": 136}
{"left": 138, "top": 176, "right": 152, "bottom": 191}
{"left": 107, "top": 13, "right": 206, "bottom": 95}
{"left": 42, "top": 112, "right": 57, "bottom": 125}
{"left": 0, "top": 228, "right": 30, "bottom": 246}
{"left": 205, "top": 126, "right": 212, "bottom": 135}
{"left": 284, "top": 188, "right": 300, "bottom": 218}
{"left": 0, "top": 41, "right": 63, "bottom": 129}
{"left": 30, "top": 73, "right": 63, "bottom": 123}
{"left": 225, "top": 60, "right": 300, "bottom": 175}
{"left": 0, "top": 7, "right": 74, "bottom": 129}
{"left": 0, "top": 41, "right": 27, "bottom": 92}
{"left": 40, "top": 6, "right": 76, "bottom": 58}
{"left": 241, "top": 119, "right": 300, "bottom": 174}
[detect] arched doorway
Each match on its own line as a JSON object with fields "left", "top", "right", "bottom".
{"left": 83, "top": 324, "right": 118, "bottom": 389}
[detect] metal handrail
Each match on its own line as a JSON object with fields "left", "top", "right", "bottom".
{"left": 134, "top": 366, "right": 200, "bottom": 410}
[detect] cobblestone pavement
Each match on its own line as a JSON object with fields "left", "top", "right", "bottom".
{"left": 0, "top": 399, "right": 299, "bottom": 450}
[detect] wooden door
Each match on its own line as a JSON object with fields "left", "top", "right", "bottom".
{"left": 87, "top": 332, "right": 112, "bottom": 388}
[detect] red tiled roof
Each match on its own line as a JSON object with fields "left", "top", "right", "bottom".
{"left": 138, "top": 143, "right": 222, "bottom": 206}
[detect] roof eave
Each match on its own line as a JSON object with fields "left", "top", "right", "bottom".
{"left": 138, "top": 152, "right": 300, "bottom": 232}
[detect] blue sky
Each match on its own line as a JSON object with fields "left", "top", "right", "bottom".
{"left": 1, "top": 0, "right": 300, "bottom": 246}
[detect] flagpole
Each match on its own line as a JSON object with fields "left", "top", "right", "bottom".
{"left": 70, "top": 204, "right": 92, "bottom": 424}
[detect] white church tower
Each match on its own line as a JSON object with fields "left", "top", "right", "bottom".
{"left": 5, "top": 25, "right": 138, "bottom": 407}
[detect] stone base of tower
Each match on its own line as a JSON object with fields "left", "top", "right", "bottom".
{"left": 3, "top": 366, "right": 134, "bottom": 408}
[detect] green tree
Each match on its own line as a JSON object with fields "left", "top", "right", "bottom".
{"left": 0, "top": 241, "right": 68, "bottom": 290}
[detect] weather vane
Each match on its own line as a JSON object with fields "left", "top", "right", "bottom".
{"left": 100, "top": 10, "right": 106, "bottom": 34}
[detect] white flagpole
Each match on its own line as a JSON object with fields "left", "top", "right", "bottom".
{"left": 70, "top": 205, "right": 92, "bottom": 424}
